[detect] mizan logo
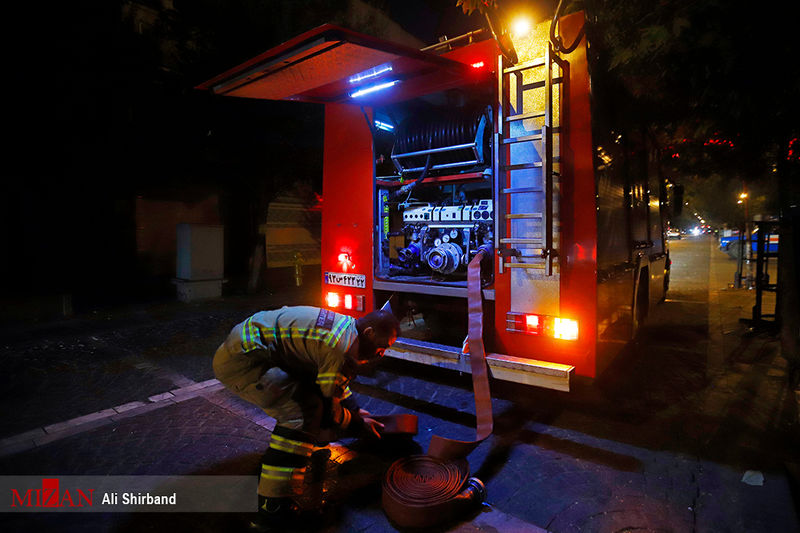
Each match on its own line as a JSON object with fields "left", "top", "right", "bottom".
{"left": 11, "top": 478, "right": 94, "bottom": 508}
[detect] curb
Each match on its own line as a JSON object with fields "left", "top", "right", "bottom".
{"left": 0, "top": 378, "right": 225, "bottom": 458}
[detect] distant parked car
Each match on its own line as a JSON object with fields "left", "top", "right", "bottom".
{"left": 667, "top": 228, "right": 681, "bottom": 239}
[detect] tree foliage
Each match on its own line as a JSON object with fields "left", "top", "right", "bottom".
{"left": 577, "top": 0, "right": 798, "bottom": 223}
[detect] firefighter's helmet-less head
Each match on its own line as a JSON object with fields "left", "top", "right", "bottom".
{"left": 355, "top": 310, "right": 400, "bottom": 363}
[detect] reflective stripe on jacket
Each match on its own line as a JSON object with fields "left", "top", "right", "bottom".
{"left": 235, "top": 306, "right": 358, "bottom": 399}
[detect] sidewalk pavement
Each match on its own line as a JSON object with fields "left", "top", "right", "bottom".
{"left": 1, "top": 239, "right": 798, "bottom": 532}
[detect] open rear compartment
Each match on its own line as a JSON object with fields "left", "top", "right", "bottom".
{"left": 371, "top": 82, "right": 496, "bottom": 349}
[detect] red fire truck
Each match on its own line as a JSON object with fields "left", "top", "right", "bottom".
{"left": 199, "top": 11, "right": 676, "bottom": 391}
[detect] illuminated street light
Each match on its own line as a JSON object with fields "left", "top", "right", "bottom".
{"left": 511, "top": 16, "right": 532, "bottom": 38}
{"left": 739, "top": 192, "right": 748, "bottom": 199}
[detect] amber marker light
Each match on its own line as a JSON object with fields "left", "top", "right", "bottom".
{"left": 553, "top": 318, "right": 579, "bottom": 340}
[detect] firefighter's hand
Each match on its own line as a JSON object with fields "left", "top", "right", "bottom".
{"left": 362, "top": 417, "right": 384, "bottom": 439}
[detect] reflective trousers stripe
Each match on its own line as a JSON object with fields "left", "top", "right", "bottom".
{"left": 268, "top": 434, "right": 315, "bottom": 458}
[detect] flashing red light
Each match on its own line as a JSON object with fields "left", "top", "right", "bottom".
{"left": 338, "top": 252, "right": 354, "bottom": 272}
{"left": 470, "top": 61, "right": 485, "bottom": 69}
{"left": 326, "top": 292, "right": 340, "bottom": 308}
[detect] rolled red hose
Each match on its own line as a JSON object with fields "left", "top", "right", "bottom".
{"left": 382, "top": 455, "right": 485, "bottom": 528}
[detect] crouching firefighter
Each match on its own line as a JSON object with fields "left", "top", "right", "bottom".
{"left": 213, "top": 306, "right": 399, "bottom": 529}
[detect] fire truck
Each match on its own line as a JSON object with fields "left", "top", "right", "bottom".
{"left": 199, "top": 11, "right": 677, "bottom": 392}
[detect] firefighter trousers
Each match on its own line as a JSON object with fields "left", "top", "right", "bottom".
{"left": 213, "top": 341, "right": 325, "bottom": 498}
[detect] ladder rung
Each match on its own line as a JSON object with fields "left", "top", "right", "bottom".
{"left": 502, "top": 133, "right": 542, "bottom": 144}
{"left": 504, "top": 262, "right": 545, "bottom": 269}
{"left": 500, "top": 238, "right": 543, "bottom": 245}
{"left": 501, "top": 162, "right": 542, "bottom": 171}
{"left": 502, "top": 187, "right": 542, "bottom": 194}
{"left": 503, "top": 58, "right": 546, "bottom": 74}
{"left": 506, "top": 111, "right": 546, "bottom": 122}
{"left": 521, "top": 77, "right": 564, "bottom": 91}
{"left": 506, "top": 213, "right": 543, "bottom": 219}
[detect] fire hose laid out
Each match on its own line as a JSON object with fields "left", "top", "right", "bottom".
{"left": 381, "top": 249, "right": 493, "bottom": 528}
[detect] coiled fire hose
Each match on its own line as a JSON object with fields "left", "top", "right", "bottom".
{"left": 382, "top": 249, "right": 493, "bottom": 528}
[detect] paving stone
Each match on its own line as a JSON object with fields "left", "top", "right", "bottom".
{"left": 35, "top": 416, "right": 115, "bottom": 446}
{"left": 43, "top": 408, "right": 117, "bottom": 434}
{"left": 113, "top": 400, "right": 148, "bottom": 413}
{"left": 109, "top": 400, "right": 175, "bottom": 421}
{"left": 0, "top": 439, "right": 37, "bottom": 458}
{"left": 147, "top": 392, "right": 174, "bottom": 402}
{"left": 0, "top": 427, "right": 46, "bottom": 447}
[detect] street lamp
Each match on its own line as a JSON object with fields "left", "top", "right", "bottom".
{"left": 735, "top": 186, "right": 750, "bottom": 288}
{"left": 511, "top": 16, "right": 532, "bottom": 38}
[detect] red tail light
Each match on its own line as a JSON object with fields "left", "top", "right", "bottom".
{"left": 326, "top": 292, "right": 340, "bottom": 308}
{"left": 507, "top": 312, "right": 578, "bottom": 340}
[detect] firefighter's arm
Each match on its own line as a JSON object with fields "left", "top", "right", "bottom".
{"left": 317, "top": 347, "right": 383, "bottom": 437}
{"left": 315, "top": 345, "right": 363, "bottom": 431}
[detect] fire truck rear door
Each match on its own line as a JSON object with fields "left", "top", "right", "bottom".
{"left": 196, "top": 24, "right": 483, "bottom": 105}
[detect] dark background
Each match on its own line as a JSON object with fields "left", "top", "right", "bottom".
{"left": 2, "top": 0, "right": 798, "bottom": 323}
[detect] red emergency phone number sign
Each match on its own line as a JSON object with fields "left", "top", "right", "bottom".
{"left": 324, "top": 272, "right": 366, "bottom": 289}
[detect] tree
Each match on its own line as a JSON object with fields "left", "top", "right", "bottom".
{"left": 582, "top": 0, "right": 798, "bottom": 223}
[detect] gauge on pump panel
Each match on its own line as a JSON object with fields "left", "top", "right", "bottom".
{"left": 450, "top": 229, "right": 459, "bottom": 239}
{"left": 434, "top": 238, "right": 442, "bottom": 247}
{"left": 442, "top": 234, "right": 450, "bottom": 243}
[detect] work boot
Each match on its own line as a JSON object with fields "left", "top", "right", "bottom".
{"left": 249, "top": 496, "right": 300, "bottom": 532}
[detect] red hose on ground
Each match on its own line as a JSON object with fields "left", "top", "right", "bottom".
{"left": 382, "top": 249, "right": 493, "bottom": 527}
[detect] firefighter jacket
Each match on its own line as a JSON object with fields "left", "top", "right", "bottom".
{"left": 213, "top": 306, "right": 364, "bottom": 432}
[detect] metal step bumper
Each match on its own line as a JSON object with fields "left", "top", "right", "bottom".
{"left": 385, "top": 338, "right": 574, "bottom": 392}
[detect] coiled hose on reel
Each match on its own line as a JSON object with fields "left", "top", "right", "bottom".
{"left": 392, "top": 107, "right": 491, "bottom": 175}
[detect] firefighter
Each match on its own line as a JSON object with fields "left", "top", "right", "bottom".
{"left": 212, "top": 305, "right": 399, "bottom": 528}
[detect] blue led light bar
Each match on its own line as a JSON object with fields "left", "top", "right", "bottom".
{"left": 374, "top": 120, "right": 394, "bottom": 132}
{"left": 348, "top": 65, "right": 393, "bottom": 84}
{"left": 349, "top": 80, "right": 399, "bottom": 98}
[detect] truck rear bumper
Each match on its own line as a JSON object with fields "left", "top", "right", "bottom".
{"left": 385, "top": 338, "right": 574, "bottom": 392}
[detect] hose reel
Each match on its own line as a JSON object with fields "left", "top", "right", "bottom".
{"left": 391, "top": 107, "right": 492, "bottom": 177}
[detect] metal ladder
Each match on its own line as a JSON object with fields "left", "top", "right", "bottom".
{"left": 494, "top": 42, "right": 566, "bottom": 276}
